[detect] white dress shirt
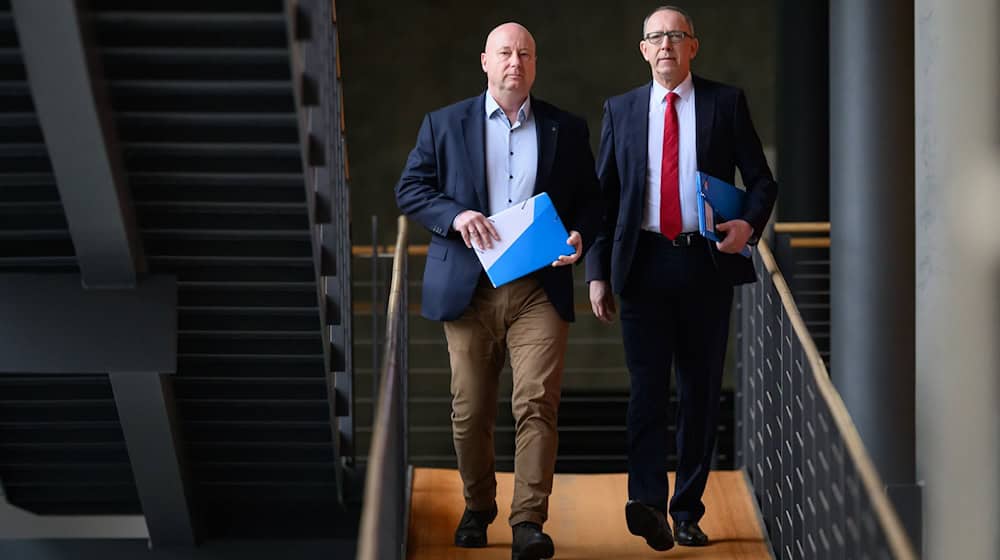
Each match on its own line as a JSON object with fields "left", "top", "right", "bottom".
{"left": 484, "top": 94, "right": 538, "bottom": 216}
{"left": 643, "top": 73, "right": 698, "bottom": 233}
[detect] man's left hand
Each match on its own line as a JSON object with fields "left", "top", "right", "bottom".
{"left": 552, "top": 230, "right": 583, "bottom": 267}
{"left": 715, "top": 219, "right": 753, "bottom": 254}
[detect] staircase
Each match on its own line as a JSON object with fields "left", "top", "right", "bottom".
{"left": 0, "top": 0, "right": 357, "bottom": 551}
{"left": 93, "top": 1, "right": 341, "bottom": 536}
{"left": 0, "top": 0, "right": 141, "bottom": 517}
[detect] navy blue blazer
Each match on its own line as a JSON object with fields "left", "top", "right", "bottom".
{"left": 396, "top": 93, "right": 602, "bottom": 322}
{"left": 585, "top": 76, "right": 778, "bottom": 293}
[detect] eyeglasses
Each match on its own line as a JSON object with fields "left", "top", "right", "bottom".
{"left": 643, "top": 30, "right": 694, "bottom": 45}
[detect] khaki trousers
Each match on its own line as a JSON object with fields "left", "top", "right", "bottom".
{"left": 442, "top": 274, "right": 569, "bottom": 527}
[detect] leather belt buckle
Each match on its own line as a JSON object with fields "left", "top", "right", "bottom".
{"left": 670, "top": 232, "right": 700, "bottom": 247}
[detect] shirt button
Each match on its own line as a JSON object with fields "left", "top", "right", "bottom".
{"left": 509, "top": 175, "right": 513, "bottom": 179}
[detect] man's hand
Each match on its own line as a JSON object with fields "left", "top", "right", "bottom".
{"left": 715, "top": 219, "right": 753, "bottom": 254}
{"left": 552, "top": 230, "right": 583, "bottom": 267}
{"left": 589, "top": 280, "right": 616, "bottom": 324}
{"left": 453, "top": 210, "right": 500, "bottom": 250}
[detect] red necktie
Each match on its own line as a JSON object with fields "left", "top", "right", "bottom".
{"left": 659, "top": 92, "right": 681, "bottom": 239}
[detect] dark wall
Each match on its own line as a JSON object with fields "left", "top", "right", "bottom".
{"left": 337, "top": 0, "right": 776, "bottom": 241}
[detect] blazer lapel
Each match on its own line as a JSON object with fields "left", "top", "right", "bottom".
{"left": 461, "top": 94, "right": 488, "bottom": 212}
{"left": 533, "top": 98, "right": 557, "bottom": 196}
{"left": 629, "top": 83, "right": 651, "bottom": 204}
{"left": 693, "top": 75, "right": 714, "bottom": 169}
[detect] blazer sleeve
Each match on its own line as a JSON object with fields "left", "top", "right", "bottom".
{"left": 732, "top": 90, "right": 778, "bottom": 242}
{"left": 585, "top": 100, "right": 621, "bottom": 283}
{"left": 395, "top": 113, "right": 467, "bottom": 237}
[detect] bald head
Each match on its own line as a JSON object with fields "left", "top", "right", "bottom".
{"left": 484, "top": 22, "right": 536, "bottom": 53}
{"left": 481, "top": 22, "right": 536, "bottom": 107}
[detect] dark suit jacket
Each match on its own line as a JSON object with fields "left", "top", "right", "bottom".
{"left": 585, "top": 75, "right": 778, "bottom": 292}
{"left": 396, "top": 93, "right": 601, "bottom": 322}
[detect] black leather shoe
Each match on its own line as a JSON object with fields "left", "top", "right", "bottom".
{"left": 624, "top": 500, "right": 674, "bottom": 551}
{"left": 674, "top": 520, "right": 709, "bottom": 546}
{"left": 454, "top": 503, "right": 498, "bottom": 548}
{"left": 511, "top": 522, "right": 554, "bottom": 560}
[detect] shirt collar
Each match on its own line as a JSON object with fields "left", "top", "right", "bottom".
{"left": 485, "top": 93, "right": 532, "bottom": 123}
{"left": 650, "top": 72, "right": 694, "bottom": 109}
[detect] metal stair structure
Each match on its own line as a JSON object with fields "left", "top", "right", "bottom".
{"left": 0, "top": 0, "right": 356, "bottom": 556}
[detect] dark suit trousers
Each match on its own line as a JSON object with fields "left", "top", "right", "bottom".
{"left": 620, "top": 231, "right": 733, "bottom": 523}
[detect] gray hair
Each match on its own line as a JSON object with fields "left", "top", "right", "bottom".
{"left": 642, "top": 5, "right": 696, "bottom": 37}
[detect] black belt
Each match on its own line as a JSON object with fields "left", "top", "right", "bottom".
{"left": 640, "top": 229, "right": 704, "bottom": 248}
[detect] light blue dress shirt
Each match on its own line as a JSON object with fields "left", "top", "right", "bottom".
{"left": 484, "top": 94, "right": 538, "bottom": 216}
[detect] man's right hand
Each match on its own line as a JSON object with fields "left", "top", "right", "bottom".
{"left": 589, "top": 280, "right": 617, "bottom": 324}
{"left": 453, "top": 210, "right": 500, "bottom": 250}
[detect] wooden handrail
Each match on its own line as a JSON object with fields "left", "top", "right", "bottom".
{"left": 353, "top": 223, "right": 833, "bottom": 256}
{"left": 788, "top": 238, "right": 831, "bottom": 249}
{"left": 756, "top": 240, "right": 916, "bottom": 560}
{"left": 773, "top": 222, "right": 831, "bottom": 234}
{"left": 353, "top": 234, "right": 834, "bottom": 257}
{"left": 353, "top": 244, "right": 428, "bottom": 257}
{"left": 357, "top": 216, "right": 409, "bottom": 560}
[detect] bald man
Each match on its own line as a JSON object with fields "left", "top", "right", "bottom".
{"left": 396, "top": 22, "right": 601, "bottom": 560}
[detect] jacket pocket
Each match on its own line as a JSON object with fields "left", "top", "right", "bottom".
{"left": 427, "top": 240, "right": 448, "bottom": 261}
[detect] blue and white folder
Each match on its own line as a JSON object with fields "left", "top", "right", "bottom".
{"left": 696, "top": 171, "right": 752, "bottom": 258}
{"left": 474, "top": 193, "right": 575, "bottom": 288}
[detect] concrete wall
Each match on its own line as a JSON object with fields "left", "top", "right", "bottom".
{"left": 915, "top": 0, "right": 1000, "bottom": 557}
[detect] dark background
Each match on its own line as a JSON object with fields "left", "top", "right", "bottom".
{"left": 336, "top": 0, "right": 777, "bottom": 242}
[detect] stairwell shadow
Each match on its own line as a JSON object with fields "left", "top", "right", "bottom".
{"left": 706, "top": 537, "right": 769, "bottom": 545}
{"left": 553, "top": 539, "right": 769, "bottom": 560}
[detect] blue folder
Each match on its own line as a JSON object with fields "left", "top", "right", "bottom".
{"left": 474, "top": 193, "right": 575, "bottom": 288}
{"left": 695, "top": 171, "right": 752, "bottom": 258}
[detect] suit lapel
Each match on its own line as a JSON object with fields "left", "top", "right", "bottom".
{"left": 629, "top": 83, "right": 651, "bottom": 202}
{"left": 461, "top": 94, "right": 488, "bottom": 212}
{"left": 533, "top": 98, "right": 557, "bottom": 196}
{"left": 693, "top": 75, "right": 714, "bottom": 169}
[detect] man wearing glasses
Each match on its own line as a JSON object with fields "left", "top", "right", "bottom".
{"left": 396, "top": 22, "right": 601, "bottom": 560}
{"left": 586, "top": 5, "right": 777, "bottom": 550}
